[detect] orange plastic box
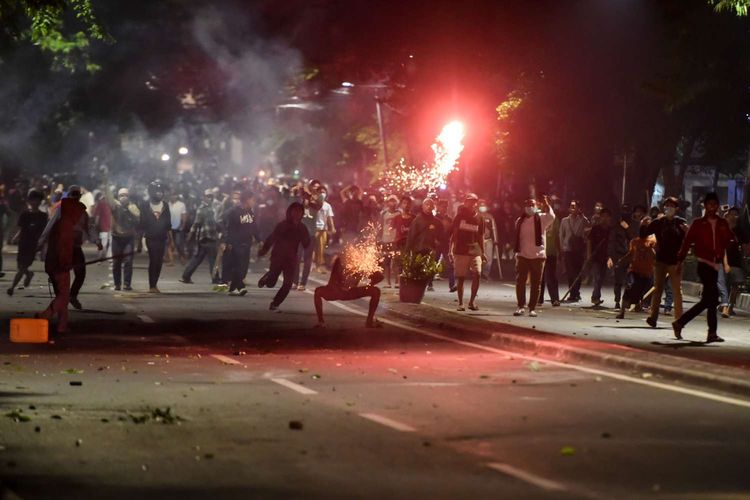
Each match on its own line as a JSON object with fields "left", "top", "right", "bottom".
{"left": 10, "top": 318, "right": 49, "bottom": 343}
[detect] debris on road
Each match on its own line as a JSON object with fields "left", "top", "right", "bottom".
{"left": 70, "top": 381, "right": 83, "bottom": 386}
{"left": 288, "top": 420, "right": 304, "bottom": 430}
{"left": 5, "top": 410, "right": 31, "bottom": 423}
{"left": 128, "top": 407, "right": 184, "bottom": 425}
{"left": 560, "top": 446, "right": 576, "bottom": 456}
{"left": 61, "top": 369, "right": 84, "bottom": 374}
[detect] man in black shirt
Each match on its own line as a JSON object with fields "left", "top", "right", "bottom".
{"left": 721, "top": 206, "right": 745, "bottom": 317}
{"left": 258, "top": 202, "right": 310, "bottom": 310}
{"left": 588, "top": 208, "right": 612, "bottom": 306}
{"left": 644, "top": 197, "right": 687, "bottom": 327}
{"left": 7, "top": 190, "right": 47, "bottom": 295}
{"left": 224, "top": 191, "right": 256, "bottom": 295}
{"left": 139, "top": 181, "right": 172, "bottom": 293}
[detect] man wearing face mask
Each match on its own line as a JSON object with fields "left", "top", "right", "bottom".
{"left": 513, "top": 196, "right": 555, "bottom": 317}
{"left": 673, "top": 193, "right": 735, "bottom": 342}
{"left": 407, "top": 198, "right": 443, "bottom": 291}
{"left": 106, "top": 184, "right": 140, "bottom": 291}
{"left": 477, "top": 199, "right": 498, "bottom": 281}
{"left": 450, "top": 193, "right": 486, "bottom": 311}
{"left": 607, "top": 204, "right": 637, "bottom": 309}
{"left": 644, "top": 197, "right": 687, "bottom": 328}
{"left": 180, "top": 189, "right": 219, "bottom": 285}
{"left": 139, "top": 181, "right": 171, "bottom": 293}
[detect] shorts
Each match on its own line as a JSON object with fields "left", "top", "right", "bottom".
{"left": 454, "top": 254, "right": 482, "bottom": 278}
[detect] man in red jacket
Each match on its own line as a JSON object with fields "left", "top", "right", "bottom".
{"left": 673, "top": 192, "right": 735, "bottom": 343}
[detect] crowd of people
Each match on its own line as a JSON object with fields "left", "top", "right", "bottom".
{"left": 0, "top": 168, "right": 746, "bottom": 341}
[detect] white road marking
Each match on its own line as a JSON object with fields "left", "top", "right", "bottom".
{"left": 359, "top": 413, "right": 416, "bottom": 432}
{"left": 269, "top": 378, "right": 318, "bottom": 395}
{"left": 318, "top": 296, "right": 750, "bottom": 409}
{"left": 123, "top": 304, "right": 136, "bottom": 311}
{"left": 137, "top": 314, "right": 155, "bottom": 323}
{"left": 486, "top": 462, "right": 566, "bottom": 492}
{"left": 210, "top": 354, "right": 242, "bottom": 366}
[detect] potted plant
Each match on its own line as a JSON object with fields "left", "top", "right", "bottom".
{"left": 399, "top": 252, "right": 444, "bottom": 303}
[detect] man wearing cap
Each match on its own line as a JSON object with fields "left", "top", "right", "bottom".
{"left": 513, "top": 197, "right": 555, "bottom": 317}
{"left": 449, "top": 193, "right": 486, "bottom": 311}
{"left": 672, "top": 192, "right": 735, "bottom": 343}
{"left": 181, "top": 189, "right": 220, "bottom": 284}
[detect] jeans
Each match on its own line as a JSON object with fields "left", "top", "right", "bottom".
{"left": 112, "top": 235, "right": 134, "bottom": 288}
{"left": 98, "top": 231, "right": 112, "bottom": 261}
{"left": 183, "top": 241, "right": 218, "bottom": 282}
{"left": 718, "top": 266, "right": 729, "bottom": 306}
{"left": 70, "top": 246, "right": 86, "bottom": 299}
{"left": 613, "top": 259, "right": 628, "bottom": 304}
{"left": 438, "top": 249, "right": 456, "bottom": 289}
{"left": 146, "top": 236, "right": 167, "bottom": 289}
{"left": 266, "top": 258, "right": 296, "bottom": 306}
{"left": 564, "top": 250, "right": 584, "bottom": 300}
{"left": 294, "top": 242, "right": 314, "bottom": 286}
{"left": 649, "top": 261, "right": 683, "bottom": 321}
{"left": 516, "top": 256, "right": 545, "bottom": 310}
{"left": 539, "top": 254, "right": 559, "bottom": 303}
{"left": 590, "top": 259, "right": 607, "bottom": 302}
{"left": 676, "top": 262, "right": 719, "bottom": 335}
{"left": 226, "top": 244, "right": 250, "bottom": 291}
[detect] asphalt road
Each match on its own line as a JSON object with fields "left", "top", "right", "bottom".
{"left": 1, "top": 251, "right": 749, "bottom": 499}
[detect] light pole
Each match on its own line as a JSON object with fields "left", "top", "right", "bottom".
{"left": 375, "top": 97, "right": 389, "bottom": 172}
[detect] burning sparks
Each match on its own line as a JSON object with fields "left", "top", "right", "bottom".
{"left": 343, "top": 223, "right": 383, "bottom": 279}
{"left": 380, "top": 121, "right": 465, "bottom": 193}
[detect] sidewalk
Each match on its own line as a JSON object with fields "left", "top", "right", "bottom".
{"left": 378, "top": 280, "right": 750, "bottom": 397}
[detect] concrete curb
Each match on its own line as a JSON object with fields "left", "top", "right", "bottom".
{"left": 383, "top": 301, "right": 750, "bottom": 398}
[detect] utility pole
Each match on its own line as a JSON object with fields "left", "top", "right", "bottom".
{"left": 375, "top": 97, "right": 389, "bottom": 171}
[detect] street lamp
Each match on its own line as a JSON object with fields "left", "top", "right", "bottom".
{"left": 178, "top": 146, "right": 189, "bottom": 155}
{"left": 161, "top": 153, "right": 171, "bottom": 162}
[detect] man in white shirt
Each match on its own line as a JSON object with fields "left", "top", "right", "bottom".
{"left": 313, "top": 187, "right": 335, "bottom": 272}
{"left": 513, "top": 196, "right": 555, "bottom": 317}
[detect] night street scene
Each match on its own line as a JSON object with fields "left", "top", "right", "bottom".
{"left": 4, "top": 1, "right": 750, "bottom": 499}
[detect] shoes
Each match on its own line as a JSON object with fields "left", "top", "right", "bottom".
{"left": 671, "top": 321, "right": 683, "bottom": 340}
{"left": 468, "top": 303, "right": 479, "bottom": 311}
{"left": 269, "top": 302, "right": 278, "bottom": 311}
{"left": 229, "top": 290, "right": 239, "bottom": 296}
{"left": 23, "top": 271, "right": 34, "bottom": 288}
{"left": 529, "top": 310, "right": 538, "bottom": 317}
{"left": 449, "top": 286, "right": 457, "bottom": 293}
{"left": 513, "top": 308, "right": 525, "bottom": 317}
{"left": 646, "top": 316, "right": 657, "bottom": 328}
{"left": 148, "top": 287, "right": 161, "bottom": 294}
{"left": 552, "top": 300, "right": 561, "bottom": 307}
{"left": 238, "top": 288, "right": 248, "bottom": 296}
{"left": 297, "top": 285, "right": 306, "bottom": 291}
{"left": 615, "top": 302, "right": 620, "bottom": 310}
{"left": 179, "top": 278, "right": 194, "bottom": 284}
{"left": 114, "top": 285, "right": 121, "bottom": 291}
{"left": 6, "top": 288, "right": 12, "bottom": 296}
{"left": 17, "top": 285, "right": 24, "bottom": 290}
{"left": 706, "top": 334, "right": 724, "bottom": 343}
{"left": 365, "top": 319, "right": 383, "bottom": 328}
{"left": 592, "top": 299, "right": 604, "bottom": 307}
{"left": 124, "top": 285, "right": 133, "bottom": 291}
{"left": 258, "top": 274, "right": 269, "bottom": 288}
{"left": 457, "top": 305, "right": 466, "bottom": 311}
{"left": 427, "top": 285, "right": 435, "bottom": 292}
{"left": 70, "top": 297, "right": 82, "bottom": 310}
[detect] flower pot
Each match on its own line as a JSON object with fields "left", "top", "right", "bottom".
{"left": 399, "top": 277, "right": 428, "bottom": 304}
